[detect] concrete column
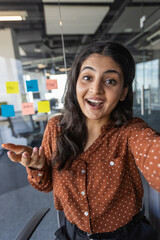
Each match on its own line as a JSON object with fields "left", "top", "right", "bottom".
{"left": 0, "top": 28, "right": 24, "bottom": 111}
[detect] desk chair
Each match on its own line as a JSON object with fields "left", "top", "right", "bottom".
{"left": 15, "top": 208, "right": 50, "bottom": 240}
{"left": 57, "top": 210, "right": 66, "bottom": 228}
{"left": 8, "top": 115, "right": 42, "bottom": 147}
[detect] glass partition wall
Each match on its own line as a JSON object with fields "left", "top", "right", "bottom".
{"left": 132, "top": 5, "right": 160, "bottom": 235}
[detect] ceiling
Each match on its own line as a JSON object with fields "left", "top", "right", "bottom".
{"left": 0, "top": 0, "right": 160, "bottom": 73}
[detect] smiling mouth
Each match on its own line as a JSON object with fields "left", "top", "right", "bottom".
{"left": 86, "top": 99, "right": 104, "bottom": 107}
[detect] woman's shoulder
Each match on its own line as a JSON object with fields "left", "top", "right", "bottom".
{"left": 47, "top": 114, "right": 62, "bottom": 129}
{"left": 128, "top": 117, "right": 146, "bottom": 125}
{"left": 122, "top": 117, "right": 148, "bottom": 131}
{"left": 123, "top": 117, "right": 156, "bottom": 134}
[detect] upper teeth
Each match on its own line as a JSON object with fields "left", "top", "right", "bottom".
{"left": 87, "top": 99, "right": 103, "bottom": 103}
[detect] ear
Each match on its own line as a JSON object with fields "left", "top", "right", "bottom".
{"left": 120, "top": 86, "right": 128, "bottom": 101}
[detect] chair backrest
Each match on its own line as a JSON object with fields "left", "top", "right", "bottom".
{"left": 8, "top": 117, "right": 17, "bottom": 137}
{"left": 8, "top": 115, "right": 40, "bottom": 138}
{"left": 15, "top": 208, "right": 50, "bottom": 240}
{"left": 57, "top": 210, "right": 66, "bottom": 228}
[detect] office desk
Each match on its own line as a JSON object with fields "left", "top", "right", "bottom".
{"left": 52, "top": 103, "right": 64, "bottom": 113}
{"left": 0, "top": 120, "right": 10, "bottom": 127}
{"left": 32, "top": 114, "right": 48, "bottom": 133}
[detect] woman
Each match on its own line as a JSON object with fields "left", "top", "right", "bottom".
{"left": 2, "top": 41, "right": 160, "bottom": 239}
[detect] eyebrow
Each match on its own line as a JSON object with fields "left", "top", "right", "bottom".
{"left": 81, "top": 66, "right": 121, "bottom": 77}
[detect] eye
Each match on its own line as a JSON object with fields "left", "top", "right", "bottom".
{"left": 105, "top": 79, "right": 117, "bottom": 86}
{"left": 83, "top": 75, "right": 91, "bottom": 81}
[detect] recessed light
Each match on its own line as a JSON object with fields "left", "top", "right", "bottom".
{"left": 124, "top": 28, "right": 133, "bottom": 33}
{"left": 0, "top": 11, "right": 27, "bottom": 21}
{"left": 37, "top": 64, "right": 46, "bottom": 69}
{"left": 59, "top": 67, "right": 71, "bottom": 72}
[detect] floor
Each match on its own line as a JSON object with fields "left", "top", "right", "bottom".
{"left": 0, "top": 150, "right": 58, "bottom": 240}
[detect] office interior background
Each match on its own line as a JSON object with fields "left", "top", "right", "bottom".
{"left": 0, "top": 0, "right": 160, "bottom": 239}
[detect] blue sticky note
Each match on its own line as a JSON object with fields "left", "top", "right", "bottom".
{"left": 1, "top": 105, "right": 15, "bottom": 117}
{"left": 26, "top": 79, "right": 39, "bottom": 92}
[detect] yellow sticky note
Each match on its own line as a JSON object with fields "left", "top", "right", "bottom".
{"left": 6, "top": 81, "right": 19, "bottom": 94}
{"left": 38, "top": 101, "right": 50, "bottom": 113}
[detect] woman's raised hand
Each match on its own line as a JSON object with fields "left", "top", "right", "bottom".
{"left": 1, "top": 143, "right": 45, "bottom": 170}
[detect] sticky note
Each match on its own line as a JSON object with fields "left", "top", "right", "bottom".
{"left": 1, "top": 105, "right": 15, "bottom": 117}
{"left": 38, "top": 101, "right": 50, "bottom": 113}
{"left": 46, "top": 79, "right": 58, "bottom": 90}
{"left": 6, "top": 82, "right": 19, "bottom": 94}
{"left": 22, "top": 103, "right": 35, "bottom": 115}
{"left": 26, "top": 79, "right": 39, "bottom": 92}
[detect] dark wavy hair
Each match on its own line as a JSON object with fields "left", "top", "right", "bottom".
{"left": 54, "top": 40, "right": 135, "bottom": 170}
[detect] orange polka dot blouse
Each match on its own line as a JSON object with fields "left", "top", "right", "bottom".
{"left": 27, "top": 116, "right": 160, "bottom": 233}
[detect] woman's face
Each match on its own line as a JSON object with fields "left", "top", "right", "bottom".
{"left": 76, "top": 53, "right": 128, "bottom": 124}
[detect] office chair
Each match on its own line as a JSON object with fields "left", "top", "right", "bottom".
{"left": 57, "top": 210, "right": 66, "bottom": 228}
{"left": 8, "top": 115, "right": 42, "bottom": 147}
{"left": 15, "top": 208, "right": 50, "bottom": 240}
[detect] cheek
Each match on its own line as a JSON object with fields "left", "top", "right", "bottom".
{"left": 76, "top": 83, "right": 83, "bottom": 107}
{"left": 107, "top": 88, "right": 122, "bottom": 100}
{"left": 76, "top": 82, "right": 80, "bottom": 99}
{"left": 76, "top": 82, "right": 86, "bottom": 99}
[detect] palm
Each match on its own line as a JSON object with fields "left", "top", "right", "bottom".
{"left": 1, "top": 143, "right": 44, "bottom": 169}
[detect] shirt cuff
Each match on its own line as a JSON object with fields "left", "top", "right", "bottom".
{"left": 26, "top": 162, "right": 48, "bottom": 180}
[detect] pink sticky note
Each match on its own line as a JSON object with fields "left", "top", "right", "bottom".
{"left": 21, "top": 103, "right": 35, "bottom": 115}
{"left": 46, "top": 79, "right": 58, "bottom": 90}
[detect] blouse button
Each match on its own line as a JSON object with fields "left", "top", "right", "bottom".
{"left": 81, "top": 169, "right": 86, "bottom": 174}
{"left": 84, "top": 211, "right": 88, "bottom": 216}
{"left": 110, "top": 161, "right": 115, "bottom": 166}
{"left": 87, "top": 233, "right": 92, "bottom": 236}
{"left": 81, "top": 191, "right": 85, "bottom": 196}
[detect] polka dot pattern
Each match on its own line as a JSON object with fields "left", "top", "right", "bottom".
{"left": 27, "top": 116, "right": 160, "bottom": 233}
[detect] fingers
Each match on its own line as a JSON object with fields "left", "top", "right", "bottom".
{"left": 29, "top": 146, "right": 45, "bottom": 170}
{"left": 7, "top": 151, "right": 23, "bottom": 163}
{"left": 21, "top": 151, "right": 32, "bottom": 167}
{"left": 6, "top": 145, "right": 45, "bottom": 170}
{"left": 38, "top": 146, "right": 45, "bottom": 169}
{"left": 2, "top": 143, "right": 32, "bottom": 155}
{"left": 7, "top": 151, "right": 31, "bottom": 167}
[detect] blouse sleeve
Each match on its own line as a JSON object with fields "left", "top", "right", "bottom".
{"left": 128, "top": 118, "right": 160, "bottom": 192}
{"left": 26, "top": 116, "right": 59, "bottom": 193}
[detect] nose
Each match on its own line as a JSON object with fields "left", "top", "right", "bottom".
{"left": 90, "top": 79, "right": 104, "bottom": 94}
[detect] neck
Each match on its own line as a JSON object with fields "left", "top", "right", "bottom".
{"left": 83, "top": 118, "right": 109, "bottom": 152}
{"left": 86, "top": 118, "right": 109, "bottom": 133}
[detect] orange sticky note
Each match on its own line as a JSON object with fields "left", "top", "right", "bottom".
{"left": 46, "top": 79, "right": 58, "bottom": 90}
{"left": 22, "top": 103, "right": 35, "bottom": 115}
{"left": 38, "top": 101, "right": 50, "bottom": 113}
{"left": 6, "top": 81, "right": 19, "bottom": 94}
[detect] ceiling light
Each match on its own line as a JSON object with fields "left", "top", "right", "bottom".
{"left": 0, "top": 16, "right": 23, "bottom": 21}
{"left": 0, "top": 11, "right": 27, "bottom": 21}
{"left": 124, "top": 28, "right": 133, "bottom": 33}
{"left": 37, "top": 64, "right": 46, "bottom": 69}
{"left": 19, "top": 46, "right": 26, "bottom": 56}
{"left": 42, "top": 0, "right": 114, "bottom": 2}
{"left": 34, "top": 48, "right": 42, "bottom": 53}
{"left": 59, "top": 67, "right": 71, "bottom": 72}
{"left": 34, "top": 44, "right": 42, "bottom": 53}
